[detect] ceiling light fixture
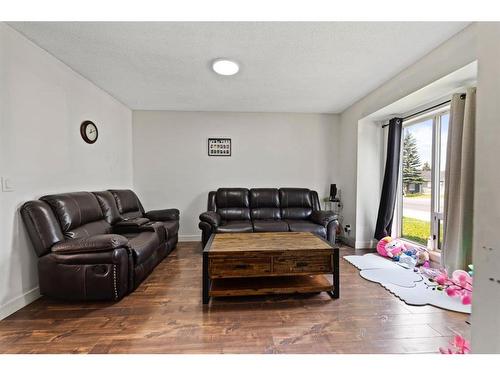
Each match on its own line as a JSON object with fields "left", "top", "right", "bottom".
{"left": 212, "top": 59, "right": 239, "bottom": 76}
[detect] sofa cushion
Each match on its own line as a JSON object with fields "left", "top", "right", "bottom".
{"left": 216, "top": 188, "right": 251, "bottom": 221}
{"left": 93, "top": 191, "right": 122, "bottom": 224}
{"left": 41, "top": 192, "right": 111, "bottom": 239}
{"left": 249, "top": 188, "right": 281, "bottom": 220}
{"left": 126, "top": 232, "right": 160, "bottom": 265}
{"left": 286, "top": 220, "right": 327, "bottom": 238}
{"left": 216, "top": 220, "right": 253, "bottom": 233}
{"left": 65, "top": 221, "right": 113, "bottom": 239}
{"left": 252, "top": 220, "right": 289, "bottom": 232}
{"left": 109, "top": 189, "right": 144, "bottom": 219}
{"left": 279, "top": 188, "right": 313, "bottom": 220}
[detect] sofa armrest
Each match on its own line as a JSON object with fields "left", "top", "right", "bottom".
{"left": 39, "top": 247, "right": 132, "bottom": 301}
{"left": 199, "top": 211, "right": 221, "bottom": 228}
{"left": 310, "top": 210, "right": 337, "bottom": 227}
{"left": 51, "top": 234, "right": 129, "bottom": 254}
{"left": 145, "top": 209, "right": 180, "bottom": 221}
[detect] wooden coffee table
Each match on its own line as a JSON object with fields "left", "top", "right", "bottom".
{"left": 202, "top": 232, "right": 339, "bottom": 304}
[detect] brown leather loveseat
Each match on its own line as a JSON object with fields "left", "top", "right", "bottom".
{"left": 20, "top": 189, "right": 179, "bottom": 301}
{"left": 199, "top": 188, "right": 338, "bottom": 247}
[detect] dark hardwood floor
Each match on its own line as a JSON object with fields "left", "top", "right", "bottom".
{"left": 0, "top": 242, "right": 470, "bottom": 354}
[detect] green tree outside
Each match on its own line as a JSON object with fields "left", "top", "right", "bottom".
{"left": 402, "top": 132, "right": 424, "bottom": 193}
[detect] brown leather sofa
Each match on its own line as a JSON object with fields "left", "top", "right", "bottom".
{"left": 199, "top": 188, "right": 338, "bottom": 247}
{"left": 20, "top": 189, "right": 179, "bottom": 301}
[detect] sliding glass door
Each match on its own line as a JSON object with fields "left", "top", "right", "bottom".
{"left": 398, "top": 107, "right": 449, "bottom": 250}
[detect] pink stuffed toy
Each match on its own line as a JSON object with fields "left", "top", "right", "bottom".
{"left": 376, "top": 236, "right": 406, "bottom": 258}
{"left": 376, "top": 236, "right": 392, "bottom": 257}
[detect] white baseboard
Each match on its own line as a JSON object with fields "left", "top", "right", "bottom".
{"left": 0, "top": 287, "right": 40, "bottom": 321}
{"left": 179, "top": 234, "right": 201, "bottom": 242}
{"left": 339, "top": 236, "right": 355, "bottom": 248}
{"left": 355, "top": 239, "right": 377, "bottom": 250}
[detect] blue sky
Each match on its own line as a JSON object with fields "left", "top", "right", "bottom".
{"left": 404, "top": 114, "right": 449, "bottom": 170}
{"left": 404, "top": 118, "right": 433, "bottom": 166}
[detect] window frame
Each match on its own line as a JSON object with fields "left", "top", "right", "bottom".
{"left": 395, "top": 104, "right": 450, "bottom": 251}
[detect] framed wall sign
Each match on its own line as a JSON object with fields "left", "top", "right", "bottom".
{"left": 208, "top": 138, "right": 231, "bottom": 157}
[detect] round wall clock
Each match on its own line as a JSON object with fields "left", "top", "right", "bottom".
{"left": 80, "top": 120, "right": 98, "bottom": 144}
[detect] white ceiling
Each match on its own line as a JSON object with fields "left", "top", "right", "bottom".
{"left": 9, "top": 22, "right": 470, "bottom": 113}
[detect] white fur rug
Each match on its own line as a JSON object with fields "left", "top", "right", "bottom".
{"left": 344, "top": 253, "right": 471, "bottom": 314}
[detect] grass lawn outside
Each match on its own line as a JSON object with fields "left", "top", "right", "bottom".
{"left": 402, "top": 216, "right": 430, "bottom": 245}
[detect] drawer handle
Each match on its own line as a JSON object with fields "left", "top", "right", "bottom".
{"left": 296, "top": 262, "right": 308, "bottom": 267}
{"left": 234, "top": 264, "right": 249, "bottom": 269}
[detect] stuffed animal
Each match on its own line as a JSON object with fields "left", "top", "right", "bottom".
{"left": 398, "top": 253, "right": 417, "bottom": 269}
{"left": 416, "top": 250, "right": 430, "bottom": 267}
{"left": 376, "top": 236, "right": 392, "bottom": 257}
{"left": 404, "top": 248, "right": 418, "bottom": 257}
{"left": 376, "top": 236, "right": 393, "bottom": 257}
{"left": 376, "top": 236, "right": 406, "bottom": 259}
{"left": 385, "top": 239, "right": 406, "bottom": 258}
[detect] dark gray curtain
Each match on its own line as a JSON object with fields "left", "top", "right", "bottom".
{"left": 374, "top": 117, "right": 403, "bottom": 240}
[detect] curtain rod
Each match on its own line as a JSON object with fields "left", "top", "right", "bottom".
{"left": 381, "top": 93, "right": 465, "bottom": 128}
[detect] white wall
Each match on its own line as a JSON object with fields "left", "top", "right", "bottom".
{"left": 471, "top": 23, "right": 500, "bottom": 354}
{"left": 132, "top": 111, "right": 339, "bottom": 240}
{"left": 338, "top": 24, "right": 477, "bottom": 247}
{"left": 354, "top": 118, "right": 385, "bottom": 248}
{"left": 0, "top": 23, "right": 133, "bottom": 319}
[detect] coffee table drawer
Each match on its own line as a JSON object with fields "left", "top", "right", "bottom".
{"left": 273, "top": 255, "right": 332, "bottom": 273}
{"left": 209, "top": 257, "right": 271, "bottom": 277}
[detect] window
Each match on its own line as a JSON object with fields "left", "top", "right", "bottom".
{"left": 396, "top": 106, "right": 450, "bottom": 250}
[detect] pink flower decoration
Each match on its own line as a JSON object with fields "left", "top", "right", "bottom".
{"left": 446, "top": 285, "right": 460, "bottom": 297}
{"left": 439, "top": 335, "right": 470, "bottom": 354}
{"left": 461, "top": 291, "right": 472, "bottom": 305}
{"left": 432, "top": 268, "right": 472, "bottom": 305}
{"left": 453, "top": 335, "right": 471, "bottom": 354}
{"left": 435, "top": 273, "right": 447, "bottom": 285}
{"left": 452, "top": 270, "right": 472, "bottom": 287}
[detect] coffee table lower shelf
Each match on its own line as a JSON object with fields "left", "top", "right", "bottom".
{"left": 208, "top": 275, "right": 334, "bottom": 298}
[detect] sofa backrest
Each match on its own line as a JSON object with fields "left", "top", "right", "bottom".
{"left": 249, "top": 188, "right": 281, "bottom": 220}
{"left": 93, "top": 191, "right": 122, "bottom": 224}
{"left": 40, "top": 192, "right": 111, "bottom": 239}
{"left": 279, "top": 188, "right": 320, "bottom": 220}
{"left": 20, "top": 200, "right": 65, "bottom": 257}
{"left": 208, "top": 188, "right": 322, "bottom": 221}
{"left": 215, "top": 188, "right": 251, "bottom": 221}
{"left": 109, "top": 189, "right": 145, "bottom": 219}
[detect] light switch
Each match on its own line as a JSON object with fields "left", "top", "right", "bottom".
{"left": 1, "top": 177, "right": 14, "bottom": 192}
